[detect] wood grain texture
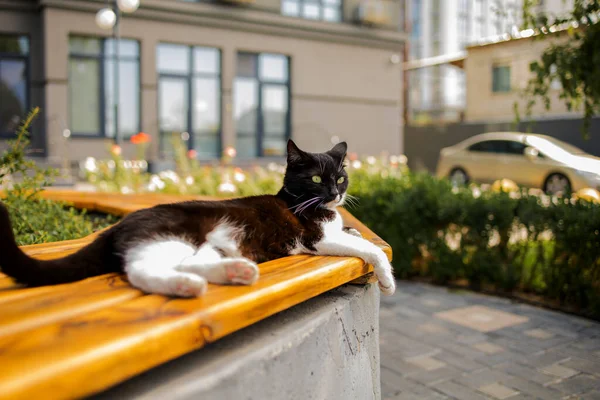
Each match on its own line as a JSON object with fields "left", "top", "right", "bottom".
{"left": 0, "top": 191, "right": 392, "bottom": 400}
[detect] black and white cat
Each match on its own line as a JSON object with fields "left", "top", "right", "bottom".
{"left": 0, "top": 140, "right": 396, "bottom": 297}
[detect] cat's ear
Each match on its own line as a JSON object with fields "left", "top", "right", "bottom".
{"left": 287, "top": 139, "right": 309, "bottom": 164}
{"left": 327, "top": 141, "right": 347, "bottom": 161}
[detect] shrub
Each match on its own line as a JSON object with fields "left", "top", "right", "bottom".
{"left": 349, "top": 170, "right": 600, "bottom": 318}
{"left": 0, "top": 108, "right": 115, "bottom": 245}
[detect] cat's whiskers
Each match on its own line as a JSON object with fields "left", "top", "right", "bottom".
{"left": 294, "top": 197, "right": 323, "bottom": 215}
{"left": 289, "top": 196, "right": 320, "bottom": 210}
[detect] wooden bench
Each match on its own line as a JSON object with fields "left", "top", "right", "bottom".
{"left": 0, "top": 191, "right": 391, "bottom": 400}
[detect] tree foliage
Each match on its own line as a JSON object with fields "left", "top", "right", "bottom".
{"left": 520, "top": 0, "right": 600, "bottom": 137}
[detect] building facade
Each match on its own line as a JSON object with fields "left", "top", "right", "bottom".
{"left": 465, "top": 32, "right": 576, "bottom": 123}
{"left": 407, "top": 0, "right": 524, "bottom": 124}
{"left": 0, "top": 0, "right": 406, "bottom": 166}
{"left": 405, "top": 0, "right": 571, "bottom": 125}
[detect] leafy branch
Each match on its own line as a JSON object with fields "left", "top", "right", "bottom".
{"left": 518, "top": 0, "right": 600, "bottom": 137}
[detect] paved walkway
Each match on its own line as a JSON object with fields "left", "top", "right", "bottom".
{"left": 380, "top": 281, "right": 600, "bottom": 400}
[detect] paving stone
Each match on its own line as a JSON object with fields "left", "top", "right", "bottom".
{"left": 495, "top": 362, "right": 557, "bottom": 385}
{"left": 524, "top": 328, "right": 554, "bottom": 339}
{"left": 381, "top": 351, "right": 422, "bottom": 376}
{"left": 456, "top": 333, "right": 490, "bottom": 345}
{"left": 435, "top": 350, "right": 487, "bottom": 372}
{"left": 475, "top": 349, "right": 530, "bottom": 367}
{"left": 503, "top": 376, "right": 564, "bottom": 399}
{"left": 408, "top": 366, "right": 462, "bottom": 386}
{"left": 383, "top": 335, "right": 439, "bottom": 359}
{"left": 473, "top": 342, "right": 505, "bottom": 354}
{"left": 457, "top": 368, "right": 515, "bottom": 390}
{"left": 486, "top": 336, "right": 543, "bottom": 354}
{"left": 562, "top": 358, "right": 600, "bottom": 377}
{"left": 479, "top": 382, "right": 520, "bottom": 399}
{"left": 541, "top": 364, "right": 580, "bottom": 379}
{"left": 435, "top": 306, "right": 529, "bottom": 333}
{"left": 418, "top": 323, "right": 450, "bottom": 335}
{"left": 406, "top": 356, "right": 446, "bottom": 371}
{"left": 581, "top": 389, "right": 600, "bottom": 399}
{"left": 433, "top": 380, "right": 490, "bottom": 400}
{"left": 549, "top": 375, "right": 600, "bottom": 395}
{"left": 522, "top": 349, "right": 572, "bottom": 368}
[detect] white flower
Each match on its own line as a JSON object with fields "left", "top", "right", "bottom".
{"left": 120, "top": 186, "right": 133, "bottom": 194}
{"left": 471, "top": 187, "right": 482, "bottom": 198}
{"left": 159, "top": 170, "right": 180, "bottom": 183}
{"left": 150, "top": 175, "right": 166, "bottom": 190}
{"left": 185, "top": 176, "right": 194, "bottom": 185}
{"left": 398, "top": 155, "right": 408, "bottom": 165}
{"left": 267, "top": 162, "right": 278, "bottom": 172}
{"left": 218, "top": 182, "right": 237, "bottom": 193}
{"left": 107, "top": 160, "right": 116, "bottom": 170}
{"left": 352, "top": 160, "right": 362, "bottom": 169}
{"left": 366, "top": 156, "right": 376, "bottom": 165}
{"left": 234, "top": 170, "right": 246, "bottom": 183}
{"left": 83, "top": 157, "right": 98, "bottom": 173}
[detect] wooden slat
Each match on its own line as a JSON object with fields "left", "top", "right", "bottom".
{"left": 0, "top": 191, "right": 391, "bottom": 400}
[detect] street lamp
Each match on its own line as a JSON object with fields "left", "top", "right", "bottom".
{"left": 95, "top": 0, "right": 140, "bottom": 145}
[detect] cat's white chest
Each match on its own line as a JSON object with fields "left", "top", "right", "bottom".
{"left": 321, "top": 210, "right": 344, "bottom": 237}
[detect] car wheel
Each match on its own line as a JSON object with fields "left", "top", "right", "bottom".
{"left": 449, "top": 168, "right": 469, "bottom": 187}
{"left": 544, "top": 173, "right": 571, "bottom": 195}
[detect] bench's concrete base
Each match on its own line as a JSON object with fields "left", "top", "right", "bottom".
{"left": 94, "top": 284, "right": 381, "bottom": 400}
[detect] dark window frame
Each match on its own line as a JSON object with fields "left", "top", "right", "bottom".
{"left": 68, "top": 36, "right": 141, "bottom": 139}
{"left": 281, "top": 0, "right": 343, "bottom": 23}
{"left": 236, "top": 51, "right": 291, "bottom": 158}
{"left": 0, "top": 34, "right": 30, "bottom": 138}
{"left": 156, "top": 43, "right": 222, "bottom": 160}
{"left": 492, "top": 65, "right": 511, "bottom": 93}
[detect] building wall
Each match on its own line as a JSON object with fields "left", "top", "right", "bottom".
{"left": 406, "top": 0, "right": 524, "bottom": 124}
{"left": 1, "top": 0, "right": 405, "bottom": 163}
{"left": 465, "top": 34, "right": 579, "bottom": 123}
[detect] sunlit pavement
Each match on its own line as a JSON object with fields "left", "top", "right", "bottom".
{"left": 380, "top": 281, "right": 600, "bottom": 399}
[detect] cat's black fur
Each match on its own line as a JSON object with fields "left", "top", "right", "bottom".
{"left": 0, "top": 140, "right": 350, "bottom": 287}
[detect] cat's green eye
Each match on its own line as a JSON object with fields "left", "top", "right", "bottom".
{"left": 337, "top": 177, "right": 345, "bottom": 184}
{"left": 312, "top": 176, "right": 322, "bottom": 183}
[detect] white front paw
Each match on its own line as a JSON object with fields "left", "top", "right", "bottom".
{"left": 375, "top": 261, "right": 396, "bottom": 296}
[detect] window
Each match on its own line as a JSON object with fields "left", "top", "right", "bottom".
{"left": 0, "top": 35, "right": 29, "bottom": 137}
{"left": 492, "top": 65, "right": 511, "bottom": 92}
{"left": 68, "top": 37, "right": 140, "bottom": 138}
{"left": 282, "top": 0, "right": 341, "bottom": 22}
{"left": 157, "top": 44, "right": 221, "bottom": 159}
{"left": 235, "top": 53, "right": 290, "bottom": 158}
{"left": 469, "top": 140, "right": 525, "bottom": 154}
{"left": 505, "top": 141, "right": 526, "bottom": 155}
{"left": 468, "top": 140, "right": 507, "bottom": 153}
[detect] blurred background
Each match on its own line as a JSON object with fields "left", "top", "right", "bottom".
{"left": 0, "top": 0, "right": 595, "bottom": 176}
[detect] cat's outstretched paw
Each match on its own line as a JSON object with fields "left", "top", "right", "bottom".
{"left": 223, "top": 258, "right": 260, "bottom": 285}
{"left": 376, "top": 271, "right": 396, "bottom": 296}
{"left": 378, "top": 279, "right": 396, "bottom": 296}
{"left": 170, "top": 273, "right": 208, "bottom": 297}
{"left": 343, "top": 227, "right": 362, "bottom": 238}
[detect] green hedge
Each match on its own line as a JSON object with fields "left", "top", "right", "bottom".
{"left": 349, "top": 169, "right": 600, "bottom": 318}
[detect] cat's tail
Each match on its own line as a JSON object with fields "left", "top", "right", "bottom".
{"left": 0, "top": 201, "right": 120, "bottom": 286}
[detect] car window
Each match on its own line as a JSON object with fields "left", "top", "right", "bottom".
{"left": 468, "top": 140, "right": 506, "bottom": 153}
{"left": 505, "top": 141, "right": 526, "bottom": 155}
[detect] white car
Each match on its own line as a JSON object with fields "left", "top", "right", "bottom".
{"left": 436, "top": 132, "right": 600, "bottom": 195}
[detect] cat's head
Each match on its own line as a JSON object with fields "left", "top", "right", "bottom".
{"left": 283, "top": 139, "right": 348, "bottom": 210}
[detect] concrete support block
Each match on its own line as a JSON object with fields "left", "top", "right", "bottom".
{"left": 94, "top": 284, "right": 381, "bottom": 400}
